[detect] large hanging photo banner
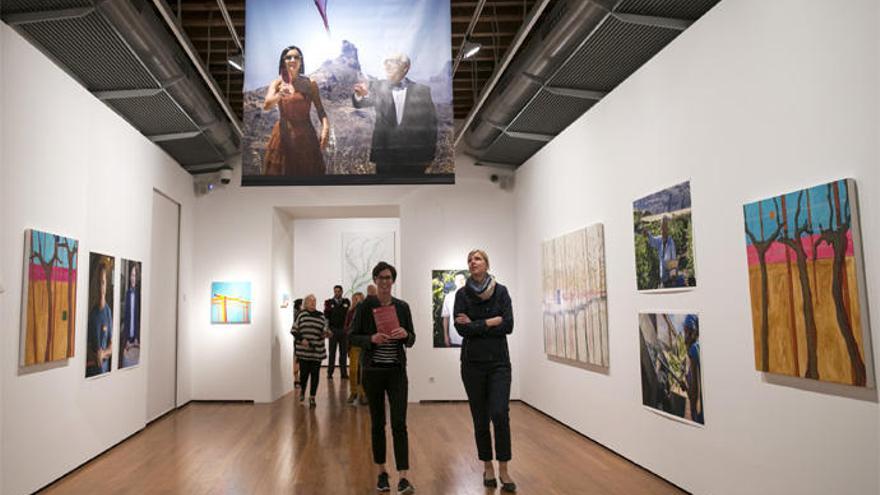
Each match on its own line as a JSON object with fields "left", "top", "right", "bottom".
{"left": 242, "top": 0, "right": 454, "bottom": 185}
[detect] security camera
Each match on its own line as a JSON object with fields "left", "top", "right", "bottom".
{"left": 489, "top": 172, "right": 514, "bottom": 191}
{"left": 219, "top": 167, "right": 232, "bottom": 184}
{"left": 194, "top": 166, "right": 234, "bottom": 196}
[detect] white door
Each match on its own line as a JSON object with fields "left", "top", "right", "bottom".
{"left": 147, "top": 190, "right": 180, "bottom": 422}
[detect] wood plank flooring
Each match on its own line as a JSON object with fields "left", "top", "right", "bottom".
{"left": 41, "top": 379, "right": 685, "bottom": 494}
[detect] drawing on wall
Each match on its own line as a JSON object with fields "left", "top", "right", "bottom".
{"left": 118, "top": 259, "right": 142, "bottom": 369}
{"left": 86, "top": 253, "right": 115, "bottom": 378}
{"left": 743, "top": 178, "right": 872, "bottom": 386}
{"left": 639, "top": 312, "right": 703, "bottom": 425}
{"left": 211, "top": 281, "right": 253, "bottom": 324}
{"left": 432, "top": 269, "right": 468, "bottom": 348}
{"left": 342, "top": 231, "right": 395, "bottom": 296}
{"left": 541, "top": 223, "right": 609, "bottom": 369}
{"left": 633, "top": 181, "right": 697, "bottom": 291}
{"left": 20, "top": 229, "right": 78, "bottom": 367}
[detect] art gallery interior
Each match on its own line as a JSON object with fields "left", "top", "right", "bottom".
{"left": 1, "top": 1, "right": 878, "bottom": 494}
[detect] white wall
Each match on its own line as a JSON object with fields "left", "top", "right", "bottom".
{"left": 513, "top": 1, "right": 880, "bottom": 494}
{"left": 0, "top": 18, "right": 6, "bottom": 494}
{"left": 293, "top": 217, "right": 401, "bottom": 301}
{"left": 190, "top": 153, "right": 518, "bottom": 403}
{"left": 0, "top": 24, "right": 196, "bottom": 495}
{"left": 270, "top": 209, "right": 294, "bottom": 400}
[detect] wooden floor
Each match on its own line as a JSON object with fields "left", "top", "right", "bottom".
{"left": 42, "top": 379, "right": 685, "bottom": 495}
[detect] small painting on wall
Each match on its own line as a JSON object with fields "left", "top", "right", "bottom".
{"left": 541, "top": 223, "right": 609, "bottom": 369}
{"left": 432, "top": 269, "right": 468, "bottom": 348}
{"left": 633, "top": 181, "right": 697, "bottom": 291}
{"left": 118, "top": 259, "right": 142, "bottom": 369}
{"left": 212, "top": 281, "right": 253, "bottom": 324}
{"left": 86, "top": 253, "right": 115, "bottom": 378}
{"left": 20, "top": 229, "right": 78, "bottom": 367}
{"left": 639, "top": 312, "right": 703, "bottom": 425}
{"left": 743, "top": 178, "right": 872, "bottom": 386}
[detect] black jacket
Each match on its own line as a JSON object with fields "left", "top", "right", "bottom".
{"left": 351, "top": 78, "right": 437, "bottom": 166}
{"left": 454, "top": 282, "right": 513, "bottom": 363}
{"left": 324, "top": 297, "right": 350, "bottom": 330}
{"left": 349, "top": 296, "right": 416, "bottom": 367}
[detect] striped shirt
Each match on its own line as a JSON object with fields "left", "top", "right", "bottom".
{"left": 293, "top": 310, "right": 327, "bottom": 362}
{"left": 372, "top": 341, "right": 401, "bottom": 365}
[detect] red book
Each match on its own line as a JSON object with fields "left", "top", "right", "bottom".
{"left": 372, "top": 305, "right": 399, "bottom": 336}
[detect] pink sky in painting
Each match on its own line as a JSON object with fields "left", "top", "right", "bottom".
{"left": 746, "top": 230, "right": 854, "bottom": 266}
{"left": 28, "top": 264, "right": 76, "bottom": 282}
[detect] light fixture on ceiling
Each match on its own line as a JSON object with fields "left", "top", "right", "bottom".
{"left": 462, "top": 40, "right": 482, "bottom": 59}
{"left": 227, "top": 54, "right": 244, "bottom": 72}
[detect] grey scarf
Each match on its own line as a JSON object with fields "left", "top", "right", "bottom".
{"left": 467, "top": 274, "right": 496, "bottom": 301}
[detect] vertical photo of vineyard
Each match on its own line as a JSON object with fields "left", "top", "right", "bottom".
{"left": 639, "top": 312, "right": 703, "bottom": 425}
{"left": 541, "top": 223, "right": 609, "bottom": 369}
{"left": 743, "top": 178, "right": 872, "bottom": 386}
{"left": 633, "top": 181, "right": 697, "bottom": 292}
{"left": 20, "top": 229, "right": 79, "bottom": 367}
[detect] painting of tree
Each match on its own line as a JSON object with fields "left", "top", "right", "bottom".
{"left": 20, "top": 229, "right": 78, "bottom": 367}
{"left": 743, "top": 179, "right": 872, "bottom": 386}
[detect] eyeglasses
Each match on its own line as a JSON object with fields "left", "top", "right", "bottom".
{"left": 376, "top": 275, "right": 394, "bottom": 281}
{"left": 284, "top": 54, "right": 302, "bottom": 61}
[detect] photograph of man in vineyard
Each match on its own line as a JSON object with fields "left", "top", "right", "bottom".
{"left": 432, "top": 269, "right": 468, "bottom": 348}
{"left": 633, "top": 181, "right": 697, "bottom": 291}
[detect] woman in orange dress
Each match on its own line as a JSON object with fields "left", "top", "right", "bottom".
{"left": 263, "top": 45, "right": 329, "bottom": 177}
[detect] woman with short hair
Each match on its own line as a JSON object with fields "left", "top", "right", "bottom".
{"left": 292, "top": 294, "right": 329, "bottom": 407}
{"left": 454, "top": 249, "right": 516, "bottom": 492}
{"left": 350, "top": 262, "right": 416, "bottom": 494}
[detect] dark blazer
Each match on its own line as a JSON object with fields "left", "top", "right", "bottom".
{"left": 352, "top": 78, "right": 437, "bottom": 166}
{"left": 454, "top": 282, "right": 514, "bottom": 363}
{"left": 349, "top": 296, "right": 416, "bottom": 367}
{"left": 323, "top": 297, "right": 350, "bottom": 330}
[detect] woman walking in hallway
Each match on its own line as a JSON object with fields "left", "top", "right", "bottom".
{"left": 350, "top": 262, "right": 416, "bottom": 494}
{"left": 292, "top": 294, "right": 329, "bottom": 407}
{"left": 455, "top": 249, "right": 516, "bottom": 492}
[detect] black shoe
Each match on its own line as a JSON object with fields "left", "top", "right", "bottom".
{"left": 309, "top": 397, "right": 316, "bottom": 408}
{"left": 327, "top": 374, "right": 334, "bottom": 381}
{"left": 376, "top": 472, "right": 390, "bottom": 492}
{"left": 483, "top": 473, "right": 497, "bottom": 488}
{"left": 397, "top": 478, "right": 414, "bottom": 494}
{"left": 500, "top": 476, "right": 516, "bottom": 493}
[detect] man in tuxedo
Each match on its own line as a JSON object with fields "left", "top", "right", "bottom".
{"left": 352, "top": 53, "right": 437, "bottom": 176}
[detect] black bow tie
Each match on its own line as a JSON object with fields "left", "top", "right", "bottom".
{"left": 390, "top": 82, "right": 406, "bottom": 90}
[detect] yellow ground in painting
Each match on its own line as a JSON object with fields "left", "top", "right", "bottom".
{"left": 748, "top": 257, "right": 864, "bottom": 385}
{"left": 24, "top": 281, "right": 75, "bottom": 365}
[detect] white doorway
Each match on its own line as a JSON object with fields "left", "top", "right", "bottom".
{"left": 147, "top": 190, "right": 180, "bottom": 422}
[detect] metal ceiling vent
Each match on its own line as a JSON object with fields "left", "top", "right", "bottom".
{"left": 1, "top": 0, "right": 241, "bottom": 173}
{"left": 462, "top": 0, "right": 720, "bottom": 168}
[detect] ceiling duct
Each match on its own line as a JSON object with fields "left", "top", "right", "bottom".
{"left": 1, "top": 0, "right": 241, "bottom": 172}
{"left": 463, "top": 0, "right": 720, "bottom": 167}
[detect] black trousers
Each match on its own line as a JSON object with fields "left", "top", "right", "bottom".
{"left": 327, "top": 329, "right": 348, "bottom": 377}
{"left": 299, "top": 359, "right": 321, "bottom": 397}
{"left": 364, "top": 365, "right": 409, "bottom": 470}
{"left": 461, "top": 361, "right": 512, "bottom": 462}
